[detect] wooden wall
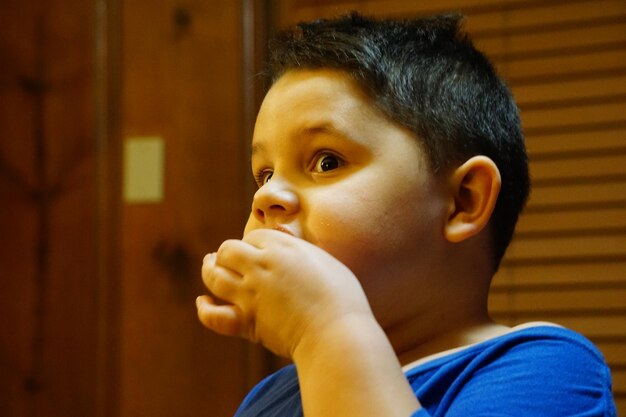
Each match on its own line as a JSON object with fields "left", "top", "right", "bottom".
{"left": 0, "top": 0, "right": 266, "bottom": 416}
{"left": 118, "top": 0, "right": 259, "bottom": 416}
{"left": 0, "top": 0, "right": 104, "bottom": 415}
{"left": 2, "top": 0, "right": 624, "bottom": 416}
{"left": 270, "top": 0, "right": 626, "bottom": 414}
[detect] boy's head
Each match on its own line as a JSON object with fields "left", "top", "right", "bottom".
{"left": 262, "top": 13, "right": 529, "bottom": 269}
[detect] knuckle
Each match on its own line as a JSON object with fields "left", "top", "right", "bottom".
{"left": 216, "top": 239, "right": 239, "bottom": 265}
{"left": 217, "top": 238, "right": 237, "bottom": 253}
{"left": 210, "top": 273, "right": 229, "bottom": 296}
{"left": 201, "top": 265, "right": 214, "bottom": 288}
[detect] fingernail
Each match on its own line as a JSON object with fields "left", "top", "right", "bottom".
{"left": 203, "top": 252, "right": 216, "bottom": 264}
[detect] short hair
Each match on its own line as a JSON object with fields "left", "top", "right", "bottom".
{"left": 264, "top": 12, "right": 530, "bottom": 269}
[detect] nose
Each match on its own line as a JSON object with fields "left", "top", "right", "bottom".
{"left": 250, "top": 179, "right": 300, "bottom": 224}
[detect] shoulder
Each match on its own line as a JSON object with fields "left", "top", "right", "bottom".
{"left": 407, "top": 324, "right": 617, "bottom": 417}
{"left": 407, "top": 324, "right": 609, "bottom": 375}
{"left": 473, "top": 324, "right": 613, "bottom": 389}
{"left": 482, "top": 323, "right": 608, "bottom": 362}
{"left": 481, "top": 323, "right": 613, "bottom": 383}
{"left": 409, "top": 323, "right": 609, "bottom": 372}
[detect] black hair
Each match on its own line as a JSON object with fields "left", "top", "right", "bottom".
{"left": 264, "top": 12, "right": 530, "bottom": 269}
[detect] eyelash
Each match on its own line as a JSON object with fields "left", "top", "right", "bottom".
{"left": 253, "top": 170, "right": 273, "bottom": 186}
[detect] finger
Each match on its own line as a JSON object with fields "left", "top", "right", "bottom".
{"left": 202, "top": 255, "right": 243, "bottom": 302}
{"left": 196, "top": 295, "right": 245, "bottom": 337}
{"left": 216, "top": 239, "right": 262, "bottom": 272}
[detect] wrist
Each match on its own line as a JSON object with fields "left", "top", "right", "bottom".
{"left": 291, "top": 311, "right": 421, "bottom": 417}
{"left": 291, "top": 310, "right": 387, "bottom": 367}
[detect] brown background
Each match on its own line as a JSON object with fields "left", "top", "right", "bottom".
{"left": 1, "top": 0, "right": 624, "bottom": 416}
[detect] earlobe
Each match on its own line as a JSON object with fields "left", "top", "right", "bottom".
{"left": 444, "top": 156, "right": 501, "bottom": 243}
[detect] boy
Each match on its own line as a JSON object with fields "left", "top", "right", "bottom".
{"left": 196, "top": 13, "right": 616, "bottom": 417}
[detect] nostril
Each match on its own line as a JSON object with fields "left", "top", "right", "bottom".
{"left": 251, "top": 187, "right": 298, "bottom": 223}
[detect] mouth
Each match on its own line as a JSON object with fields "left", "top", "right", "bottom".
{"left": 272, "top": 224, "right": 295, "bottom": 237}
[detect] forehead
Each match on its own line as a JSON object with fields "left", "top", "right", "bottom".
{"left": 261, "top": 69, "right": 373, "bottom": 118}
{"left": 252, "top": 69, "right": 393, "bottom": 149}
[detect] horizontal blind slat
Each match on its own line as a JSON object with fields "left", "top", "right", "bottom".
{"left": 505, "top": 234, "right": 626, "bottom": 260}
{"left": 526, "top": 127, "right": 626, "bottom": 156}
{"left": 500, "top": 50, "right": 626, "bottom": 83}
{"left": 489, "top": 288, "right": 626, "bottom": 312}
{"left": 522, "top": 102, "right": 626, "bottom": 132}
{"left": 494, "top": 261, "right": 626, "bottom": 287}
{"left": 475, "top": 22, "right": 626, "bottom": 58}
{"left": 594, "top": 342, "right": 626, "bottom": 366}
{"left": 610, "top": 370, "right": 626, "bottom": 394}
{"left": 286, "top": 0, "right": 536, "bottom": 24}
{"left": 513, "top": 75, "right": 626, "bottom": 104}
{"left": 528, "top": 181, "right": 626, "bottom": 208}
{"left": 516, "top": 208, "right": 626, "bottom": 233}
{"left": 530, "top": 153, "right": 626, "bottom": 182}
{"left": 466, "top": 0, "right": 626, "bottom": 34}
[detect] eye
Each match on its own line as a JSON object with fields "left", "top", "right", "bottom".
{"left": 313, "top": 153, "right": 342, "bottom": 173}
{"left": 254, "top": 170, "right": 273, "bottom": 186}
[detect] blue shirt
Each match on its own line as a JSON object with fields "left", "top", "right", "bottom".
{"left": 235, "top": 325, "right": 617, "bottom": 416}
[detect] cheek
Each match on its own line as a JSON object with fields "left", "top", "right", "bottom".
{"left": 305, "top": 191, "right": 408, "bottom": 271}
{"left": 305, "top": 184, "right": 443, "bottom": 281}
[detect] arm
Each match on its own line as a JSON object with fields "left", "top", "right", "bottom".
{"left": 196, "top": 229, "right": 420, "bottom": 417}
{"left": 292, "top": 308, "right": 420, "bottom": 416}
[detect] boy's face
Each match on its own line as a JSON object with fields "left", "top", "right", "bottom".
{"left": 244, "top": 69, "right": 450, "bottom": 326}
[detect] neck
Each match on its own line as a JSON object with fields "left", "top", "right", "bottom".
{"left": 383, "top": 284, "right": 507, "bottom": 366}
{"left": 375, "top": 240, "right": 502, "bottom": 366}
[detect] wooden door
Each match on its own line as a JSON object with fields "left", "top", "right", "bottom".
{"left": 0, "top": 0, "right": 268, "bottom": 416}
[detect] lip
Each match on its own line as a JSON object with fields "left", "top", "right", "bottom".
{"left": 272, "top": 224, "right": 295, "bottom": 237}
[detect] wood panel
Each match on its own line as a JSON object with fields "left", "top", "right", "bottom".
{"left": 269, "top": 0, "right": 626, "bottom": 414}
{"left": 0, "top": 0, "right": 104, "bottom": 416}
{"left": 119, "top": 1, "right": 253, "bottom": 416}
{"left": 2, "top": 0, "right": 266, "bottom": 416}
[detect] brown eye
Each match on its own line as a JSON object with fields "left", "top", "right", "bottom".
{"left": 262, "top": 171, "right": 273, "bottom": 184}
{"left": 254, "top": 170, "right": 273, "bottom": 186}
{"left": 314, "top": 154, "right": 342, "bottom": 173}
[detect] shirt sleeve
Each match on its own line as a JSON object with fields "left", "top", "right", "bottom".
{"left": 442, "top": 334, "right": 616, "bottom": 417}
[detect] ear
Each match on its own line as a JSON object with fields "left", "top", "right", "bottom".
{"left": 444, "top": 156, "right": 501, "bottom": 243}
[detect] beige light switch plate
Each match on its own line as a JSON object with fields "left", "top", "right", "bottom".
{"left": 123, "top": 136, "right": 165, "bottom": 203}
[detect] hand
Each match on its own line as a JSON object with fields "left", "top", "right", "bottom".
{"left": 196, "top": 228, "right": 372, "bottom": 358}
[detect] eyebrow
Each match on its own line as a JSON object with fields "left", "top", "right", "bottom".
{"left": 250, "top": 141, "right": 265, "bottom": 158}
{"left": 251, "top": 123, "right": 351, "bottom": 158}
